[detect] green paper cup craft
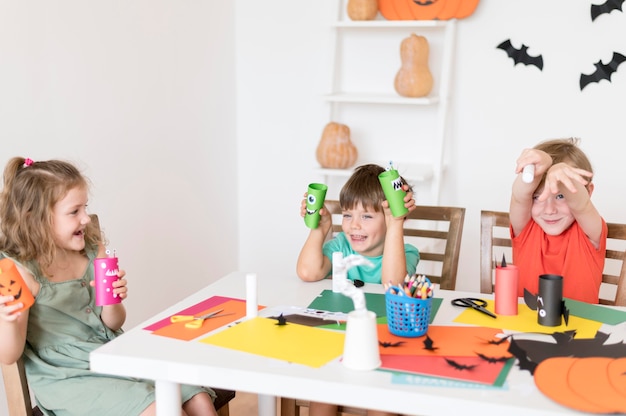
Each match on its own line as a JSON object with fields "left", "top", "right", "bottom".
{"left": 304, "top": 183, "right": 328, "bottom": 229}
{"left": 378, "top": 169, "right": 408, "bottom": 218}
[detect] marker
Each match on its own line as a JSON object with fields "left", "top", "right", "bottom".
{"left": 522, "top": 164, "right": 535, "bottom": 183}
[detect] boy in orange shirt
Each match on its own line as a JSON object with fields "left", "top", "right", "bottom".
{"left": 510, "top": 138, "right": 607, "bottom": 303}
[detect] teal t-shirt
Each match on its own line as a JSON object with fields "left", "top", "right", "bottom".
{"left": 322, "top": 232, "right": 419, "bottom": 283}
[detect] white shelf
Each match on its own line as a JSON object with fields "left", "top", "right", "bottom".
{"left": 321, "top": 0, "right": 456, "bottom": 204}
{"left": 315, "top": 163, "right": 433, "bottom": 183}
{"left": 324, "top": 92, "right": 439, "bottom": 105}
{"left": 332, "top": 20, "right": 447, "bottom": 29}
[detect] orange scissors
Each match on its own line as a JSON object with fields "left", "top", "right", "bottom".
{"left": 170, "top": 309, "right": 235, "bottom": 329}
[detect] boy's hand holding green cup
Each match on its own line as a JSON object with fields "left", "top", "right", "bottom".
{"left": 378, "top": 169, "right": 409, "bottom": 218}
{"left": 304, "top": 183, "right": 328, "bottom": 229}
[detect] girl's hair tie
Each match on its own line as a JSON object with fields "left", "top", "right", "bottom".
{"left": 24, "top": 158, "right": 34, "bottom": 167}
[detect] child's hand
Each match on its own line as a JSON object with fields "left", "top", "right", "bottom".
{"left": 536, "top": 162, "right": 593, "bottom": 201}
{"left": 89, "top": 270, "right": 128, "bottom": 301}
{"left": 382, "top": 185, "right": 415, "bottom": 221}
{"left": 515, "top": 148, "right": 554, "bottom": 179}
{"left": 111, "top": 270, "right": 128, "bottom": 301}
{"left": 0, "top": 295, "right": 22, "bottom": 322}
{"left": 300, "top": 193, "right": 332, "bottom": 233}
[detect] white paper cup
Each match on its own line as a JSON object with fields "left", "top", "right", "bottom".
{"left": 342, "top": 310, "right": 381, "bottom": 371}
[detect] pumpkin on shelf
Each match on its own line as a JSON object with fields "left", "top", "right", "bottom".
{"left": 347, "top": 0, "right": 378, "bottom": 21}
{"left": 316, "top": 122, "right": 358, "bottom": 169}
{"left": 394, "top": 34, "right": 433, "bottom": 98}
{"left": 378, "top": 0, "right": 480, "bottom": 20}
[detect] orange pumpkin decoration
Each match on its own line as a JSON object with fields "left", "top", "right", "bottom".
{"left": 378, "top": 0, "right": 480, "bottom": 20}
{"left": 316, "top": 122, "right": 358, "bottom": 169}
{"left": 0, "top": 258, "right": 34, "bottom": 313}
{"left": 347, "top": 0, "right": 378, "bottom": 21}
{"left": 394, "top": 34, "right": 433, "bottom": 97}
{"left": 534, "top": 357, "right": 626, "bottom": 413}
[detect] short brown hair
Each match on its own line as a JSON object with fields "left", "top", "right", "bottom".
{"left": 340, "top": 164, "right": 412, "bottom": 212}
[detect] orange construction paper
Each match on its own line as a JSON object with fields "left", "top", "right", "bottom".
{"left": 380, "top": 354, "right": 507, "bottom": 385}
{"left": 199, "top": 317, "right": 345, "bottom": 368}
{"left": 377, "top": 325, "right": 511, "bottom": 358}
{"left": 534, "top": 357, "right": 608, "bottom": 413}
{"left": 453, "top": 302, "right": 601, "bottom": 338}
{"left": 152, "top": 300, "right": 246, "bottom": 341}
{"left": 568, "top": 358, "right": 626, "bottom": 413}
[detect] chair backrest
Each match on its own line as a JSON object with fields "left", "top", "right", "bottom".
{"left": 480, "top": 210, "right": 512, "bottom": 294}
{"left": 479, "top": 210, "right": 626, "bottom": 306}
{"left": 324, "top": 201, "right": 465, "bottom": 290}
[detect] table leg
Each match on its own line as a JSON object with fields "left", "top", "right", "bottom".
{"left": 258, "top": 394, "right": 277, "bottom": 416}
{"left": 155, "top": 380, "right": 182, "bottom": 415}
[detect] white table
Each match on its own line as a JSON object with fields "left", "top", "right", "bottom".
{"left": 90, "top": 271, "right": 619, "bottom": 415}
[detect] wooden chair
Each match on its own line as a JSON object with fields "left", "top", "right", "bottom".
{"left": 0, "top": 215, "right": 235, "bottom": 416}
{"left": 479, "top": 210, "right": 626, "bottom": 306}
{"left": 280, "top": 202, "right": 466, "bottom": 416}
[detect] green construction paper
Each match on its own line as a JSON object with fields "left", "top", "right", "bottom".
{"left": 308, "top": 289, "right": 442, "bottom": 323}
{"left": 304, "top": 183, "right": 327, "bottom": 229}
{"left": 565, "top": 298, "right": 626, "bottom": 325}
{"left": 378, "top": 169, "right": 408, "bottom": 217}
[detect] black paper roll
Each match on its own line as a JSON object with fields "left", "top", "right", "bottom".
{"left": 537, "top": 274, "right": 563, "bottom": 326}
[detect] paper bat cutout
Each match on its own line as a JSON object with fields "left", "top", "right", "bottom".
{"left": 487, "top": 334, "right": 512, "bottom": 345}
{"left": 523, "top": 288, "right": 570, "bottom": 326}
{"left": 508, "top": 338, "right": 539, "bottom": 374}
{"left": 445, "top": 358, "right": 477, "bottom": 371}
{"left": 423, "top": 335, "right": 438, "bottom": 351}
{"left": 590, "top": 0, "right": 625, "bottom": 21}
{"left": 379, "top": 341, "right": 406, "bottom": 348}
{"left": 497, "top": 39, "right": 543, "bottom": 70}
{"left": 476, "top": 352, "right": 510, "bottom": 364}
{"left": 353, "top": 279, "right": 365, "bottom": 288}
{"left": 274, "top": 313, "right": 288, "bottom": 326}
{"left": 580, "top": 52, "right": 626, "bottom": 90}
{"left": 508, "top": 330, "right": 626, "bottom": 377}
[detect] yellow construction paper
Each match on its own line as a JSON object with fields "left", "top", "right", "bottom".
{"left": 199, "top": 317, "right": 345, "bottom": 368}
{"left": 453, "top": 302, "right": 602, "bottom": 338}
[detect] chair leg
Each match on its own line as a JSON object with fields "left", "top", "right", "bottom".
{"left": 280, "top": 397, "right": 297, "bottom": 416}
{"left": 216, "top": 404, "right": 229, "bottom": 416}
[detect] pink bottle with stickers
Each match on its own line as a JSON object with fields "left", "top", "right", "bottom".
{"left": 94, "top": 252, "right": 120, "bottom": 306}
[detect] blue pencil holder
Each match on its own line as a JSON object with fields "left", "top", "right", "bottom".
{"left": 385, "top": 284, "right": 432, "bottom": 337}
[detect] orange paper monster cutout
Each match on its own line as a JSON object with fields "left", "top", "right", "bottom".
{"left": 0, "top": 258, "right": 34, "bottom": 313}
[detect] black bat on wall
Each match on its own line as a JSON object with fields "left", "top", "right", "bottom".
{"left": 580, "top": 52, "right": 626, "bottom": 90}
{"left": 497, "top": 39, "right": 543, "bottom": 71}
{"left": 591, "top": 0, "right": 625, "bottom": 21}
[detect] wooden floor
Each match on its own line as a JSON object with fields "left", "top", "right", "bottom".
{"left": 228, "top": 393, "right": 311, "bottom": 416}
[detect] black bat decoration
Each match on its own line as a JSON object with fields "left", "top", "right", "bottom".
{"left": 423, "top": 335, "right": 438, "bottom": 351}
{"left": 580, "top": 52, "right": 626, "bottom": 90}
{"left": 476, "top": 352, "right": 510, "bottom": 364}
{"left": 497, "top": 39, "right": 543, "bottom": 71}
{"left": 445, "top": 358, "right": 477, "bottom": 371}
{"left": 524, "top": 288, "right": 570, "bottom": 325}
{"left": 379, "top": 341, "right": 405, "bottom": 348}
{"left": 274, "top": 313, "right": 288, "bottom": 326}
{"left": 591, "top": 0, "right": 625, "bottom": 21}
{"left": 507, "top": 338, "right": 538, "bottom": 374}
{"left": 353, "top": 279, "right": 365, "bottom": 288}
{"left": 487, "top": 334, "right": 512, "bottom": 345}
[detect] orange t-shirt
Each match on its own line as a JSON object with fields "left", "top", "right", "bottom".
{"left": 511, "top": 219, "right": 607, "bottom": 303}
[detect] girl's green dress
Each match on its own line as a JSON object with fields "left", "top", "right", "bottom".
{"left": 3, "top": 250, "right": 215, "bottom": 416}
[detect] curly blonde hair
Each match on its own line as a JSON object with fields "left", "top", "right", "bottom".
{"left": 0, "top": 157, "right": 101, "bottom": 270}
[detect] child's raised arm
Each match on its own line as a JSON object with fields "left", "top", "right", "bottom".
{"left": 296, "top": 194, "right": 333, "bottom": 282}
{"left": 382, "top": 187, "right": 416, "bottom": 286}
{"left": 510, "top": 148, "right": 552, "bottom": 236}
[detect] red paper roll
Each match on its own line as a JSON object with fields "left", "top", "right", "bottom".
{"left": 495, "top": 265, "right": 519, "bottom": 316}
